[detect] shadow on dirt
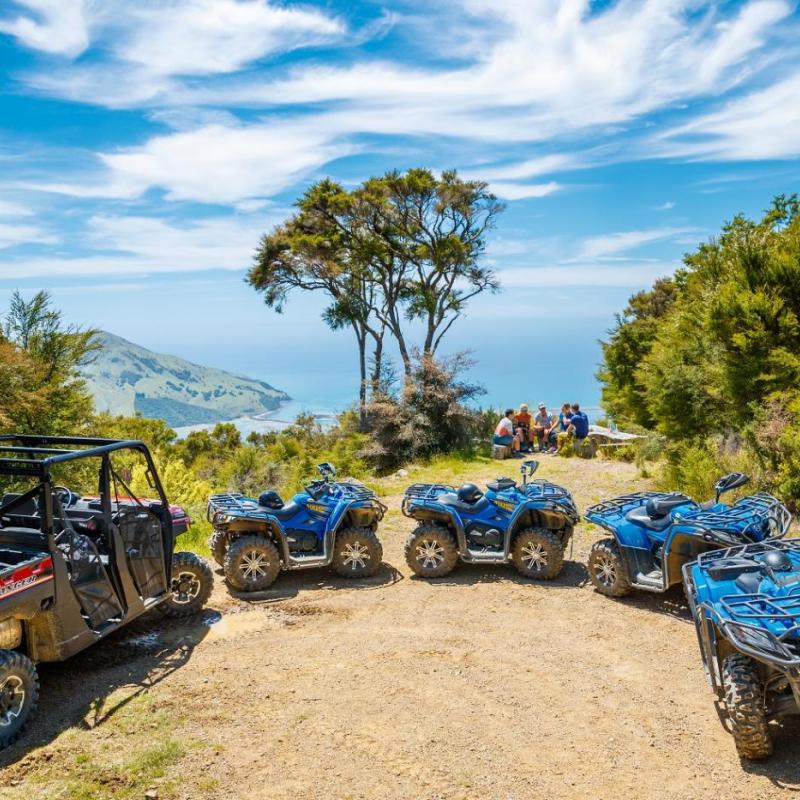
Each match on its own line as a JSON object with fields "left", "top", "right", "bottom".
{"left": 221, "top": 561, "right": 404, "bottom": 604}
{"left": 741, "top": 716, "right": 800, "bottom": 790}
{"left": 611, "top": 585, "right": 693, "bottom": 622}
{"left": 0, "top": 608, "right": 218, "bottom": 768}
{"left": 410, "top": 558, "right": 590, "bottom": 588}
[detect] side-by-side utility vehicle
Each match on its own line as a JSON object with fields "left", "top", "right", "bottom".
{"left": 207, "top": 463, "right": 385, "bottom": 592}
{"left": 685, "top": 539, "right": 800, "bottom": 760}
{"left": 0, "top": 435, "right": 213, "bottom": 749}
{"left": 401, "top": 460, "right": 579, "bottom": 580}
{"left": 585, "top": 473, "right": 791, "bottom": 598}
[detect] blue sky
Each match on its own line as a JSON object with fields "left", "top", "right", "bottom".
{"left": 1, "top": 0, "right": 800, "bottom": 411}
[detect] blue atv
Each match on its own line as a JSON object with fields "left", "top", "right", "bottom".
{"left": 207, "top": 463, "right": 386, "bottom": 592}
{"left": 685, "top": 537, "right": 799, "bottom": 760}
{"left": 586, "top": 473, "right": 790, "bottom": 598}
{"left": 401, "top": 460, "right": 579, "bottom": 580}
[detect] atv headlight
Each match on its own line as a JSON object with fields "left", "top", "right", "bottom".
{"left": 214, "top": 513, "right": 235, "bottom": 525}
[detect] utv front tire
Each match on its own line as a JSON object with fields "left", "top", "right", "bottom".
{"left": 512, "top": 528, "right": 564, "bottom": 580}
{"left": 332, "top": 527, "right": 383, "bottom": 578}
{"left": 722, "top": 653, "right": 773, "bottom": 760}
{"left": 158, "top": 551, "right": 214, "bottom": 617}
{"left": 588, "top": 538, "right": 632, "bottom": 597}
{"left": 209, "top": 530, "right": 227, "bottom": 567}
{"left": 0, "top": 650, "right": 38, "bottom": 750}
{"left": 404, "top": 524, "right": 458, "bottom": 578}
{"left": 224, "top": 535, "right": 281, "bottom": 592}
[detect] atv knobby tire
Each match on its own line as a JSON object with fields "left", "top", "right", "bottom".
{"left": 332, "top": 527, "right": 383, "bottom": 578}
{"left": 224, "top": 535, "right": 281, "bottom": 592}
{"left": 0, "top": 650, "right": 38, "bottom": 750}
{"left": 722, "top": 653, "right": 773, "bottom": 760}
{"left": 512, "top": 528, "right": 564, "bottom": 580}
{"left": 158, "top": 551, "right": 214, "bottom": 617}
{"left": 404, "top": 523, "right": 458, "bottom": 578}
{"left": 588, "top": 538, "right": 632, "bottom": 597}
{"left": 209, "top": 529, "right": 228, "bottom": 567}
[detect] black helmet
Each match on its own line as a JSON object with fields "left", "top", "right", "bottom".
{"left": 258, "top": 490, "right": 284, "bottom": 510}
{"left": 457, "top": 483, "right": 483, "bottom": 504}
{"left": 760, "top": 549, "right": 793, "bottom": 573}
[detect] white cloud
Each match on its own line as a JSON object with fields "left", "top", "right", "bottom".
{"left": 499, "top": 261, "right": 681, "bottom": 289}
{"left": 0, "top": 211, "right": 271, "bottom": 276}
{"left": 0, "top": 200, "right": 33, "bottom": 218}
{"left": 0, "top": 0, "right": 88, "bottom": 57}
{"left": 0, "top": 221, "right": 54, "bottom": 250}
{"left": 655, "top": 201, "right": 675, "bottom": 211}
{"left": 489, "top": 181, "right": 560, "bottom": 200}
{"left": 578, "top": 227, "right": 699, "bottom": 260}
{"left": 658, "top": 71, "right": 800, "bottom": 160}
{"left": 30, "top": 121, "right": 355, "bottom": 204}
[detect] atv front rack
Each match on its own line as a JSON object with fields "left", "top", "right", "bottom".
{"left": 680, "top": 493, "right": 792, "bottom": 540}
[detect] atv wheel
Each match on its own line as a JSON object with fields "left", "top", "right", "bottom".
{"left": 404, "top": 524, "right": 458, "bottom": 578}
{"left": 512, "top": 528, "right": 564, "bottom": 580}
{"left": 224, "top": 535, "right": 281, "bottom": 592}
{"left": 158, "top": 551, "right": 214, "bottom": 617}
{"left": 332, "top": 527, "right": 383, "bottom": 578}
{"left": 588, "top": 538, "right": 632, "bottom": 597}
{"left": 722, "top": 653, "right": 773, "bottom": 760}
{"left": 0, "top": 650, "right": 38, "bottom": 750}
{"left": 209, "top": 530, "right": 227, "bottom": 567}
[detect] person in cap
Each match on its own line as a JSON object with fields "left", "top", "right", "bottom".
{"left": 533, "top": 402, "right": 555, "bottom": 453}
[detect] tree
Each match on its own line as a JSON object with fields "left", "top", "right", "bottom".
{"left": 0, "top": 291, "right": 99, "bottom": 435}
{"left": 249, "top": 169, "right": 504, "bottom": 423}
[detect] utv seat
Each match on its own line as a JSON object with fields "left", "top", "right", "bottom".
{"left": 0, "top": 526, "right": 48, "bottom": 551}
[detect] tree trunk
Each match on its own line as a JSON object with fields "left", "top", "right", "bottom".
{"left": 370, "top": 328, "right": 384, "bottom": 397}
{"left": 354, "top": 323, "right": 368, "bottom": 431}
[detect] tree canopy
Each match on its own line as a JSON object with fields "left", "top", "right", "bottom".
{"left": 248, "top": 168, "right": 503, "bottom": 423}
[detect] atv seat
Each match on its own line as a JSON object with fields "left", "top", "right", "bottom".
{"left": 0, "top": 526, "right": 48, "bottom": 551}
{"left": 646, "top": 493, "right": 691, "bottom": 518}
{"left": 436, "top": 493, "right": 490, "bottom": 513}
{"left": 625, "top": 508, "right": 674, "bottom": 532}
{"left": 267, "top": 502, "right": 301, "bottom": 520}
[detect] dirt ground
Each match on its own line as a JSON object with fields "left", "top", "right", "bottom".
{"left": 2, "top": 455, "right": 799, "bottom": 800}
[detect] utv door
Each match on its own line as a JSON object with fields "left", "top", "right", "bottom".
{"left": 115, "top": 507, "right": 169, "bottom": 601}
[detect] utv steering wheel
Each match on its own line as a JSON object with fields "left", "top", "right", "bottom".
{"left": 53, "top": 486, "right": 77, "bottom": 508}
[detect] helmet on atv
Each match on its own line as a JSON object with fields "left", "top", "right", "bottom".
{"left": 457, "top": 483, "right": 483, "bottom": 504}
{"left": 759, "top": 549, "right": 794, "bottom": 573}
{"left": 258, "top": 490, "right": 284, "bottom": 510}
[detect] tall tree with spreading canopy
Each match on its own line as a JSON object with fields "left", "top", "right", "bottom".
{"left": 249, "top": 168, "right": 503, "bottom": 421}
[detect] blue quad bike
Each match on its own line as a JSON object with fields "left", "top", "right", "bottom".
{"left": 585, "top": 472, "right": 791, "bottom": 598}
{"left": 401, "top": 460, "right": 579, "bottom": 580}
{"left": 685, "top": 538, "right": 800, "bottom": 760}
{"left": 207, "top": 463, "right": 386, "bottom": 592}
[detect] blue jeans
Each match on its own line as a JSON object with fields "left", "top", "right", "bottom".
{"left": 493, "top": 434, "right": 513, "bottom": 446}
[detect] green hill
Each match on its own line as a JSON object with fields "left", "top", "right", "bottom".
{"left": 82, "top": 331, "right": 290, "bottom": 427}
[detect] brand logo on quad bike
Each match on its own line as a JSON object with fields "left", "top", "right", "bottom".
{"left": 494, "top": 499, "right": 516, "bottom": 512}
{"left": 0, "top": 558, "right": 54, "bottom": 600}
{"left": 307, "top": 502, "right": 328, "bottom": 515}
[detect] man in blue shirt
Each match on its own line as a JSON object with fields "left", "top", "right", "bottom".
{"left": 568, "top": 403, "right": 589, "bottom": 438}
{"left": 556, "top": 402, "right": 590, "bottom": 453}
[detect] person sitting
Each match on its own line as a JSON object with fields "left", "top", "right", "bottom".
{"left": 553, "top": 403, "right": 572, "bottom": 453}
{"left": 513, "top": 403, "right": 532, "bottom": 451}
{"left": 493, "top": 408, "right": 521, "bottom": 453}
{"left": 532, "top": 403, "right": 554, "bottom": 452}
{"left": 556, "top": 402, "right": 590, "bottom": 454}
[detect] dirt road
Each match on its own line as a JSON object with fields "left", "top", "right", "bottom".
{"left": 2, "top": 457, "right": 798, "bottom": 799}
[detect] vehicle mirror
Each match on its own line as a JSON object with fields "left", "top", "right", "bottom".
{"left": 714, "top": 472, "right": 749, "bottom": 502}
{"left": 121, "top": 467, "right": 132, "bottom": 483}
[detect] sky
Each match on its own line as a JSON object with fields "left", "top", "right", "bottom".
{"left": 1, "top": 0, "right": 800, "bottom": 412}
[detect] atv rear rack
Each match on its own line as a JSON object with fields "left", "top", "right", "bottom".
{"left": 585, "top": 491, "right": 667, "bottom": 519}
{"left": 401, "top": 483, "right": 455, "bottom": 517}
